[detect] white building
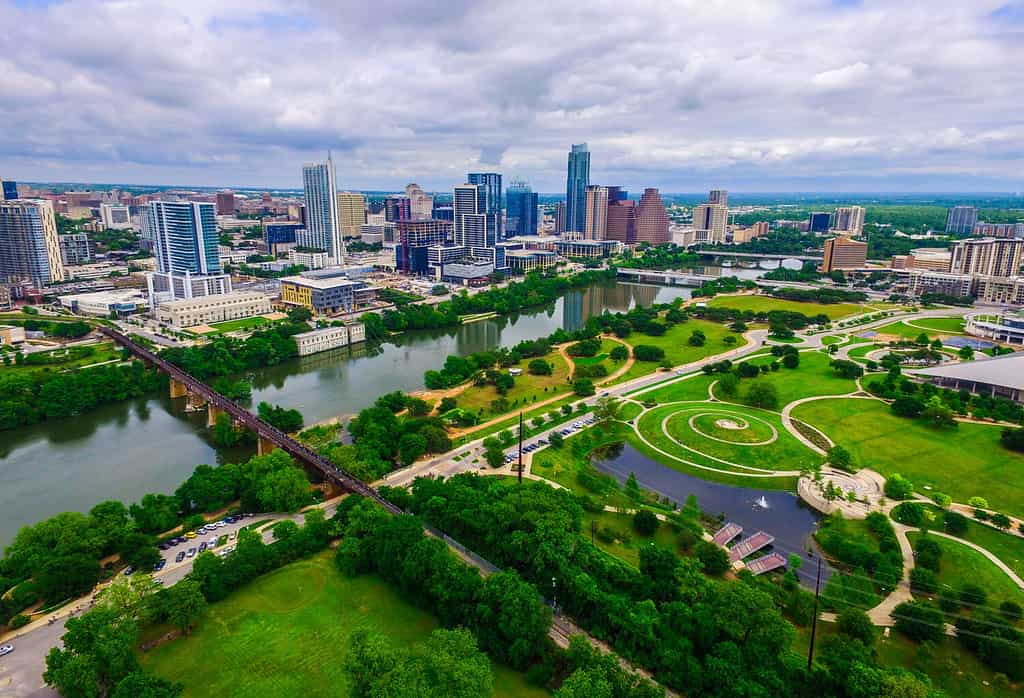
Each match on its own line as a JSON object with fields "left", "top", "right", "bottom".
{"left": 62, "top": 261, "right": 131, "bottom": 280}
{"left": 293, "top": 323, "right": 366, "bottom": 356}
{"left": 59, "top": 289, "right": 149, "bottom": 316}
{"left": 154, "top": 291, "right": 272, "bottom": 328}
{"left": 99, "top": 203, "right": 132, "bottom": 230}
{"left": 287, "top": 248, "right": 330, "bottom": 269}
{"left": 302, "top": 155, "right": 343, "bottom": 263}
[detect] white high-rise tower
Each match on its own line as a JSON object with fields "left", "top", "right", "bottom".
{"left": 302, "top": 154, "right": 344, "bottom": 264}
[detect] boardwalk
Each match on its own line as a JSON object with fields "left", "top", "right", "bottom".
{"left": 712, "top": 522, "right": 743, "bottom": 547}
{"left": 745, "top": 552, "right": 788, "bottom": 576}
{"left": 728, "top": 531, "right": 775, "bottom": 562}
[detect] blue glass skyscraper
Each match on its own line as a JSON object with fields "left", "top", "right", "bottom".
{"left": 506, "top": 179, "right": 539, "bottom": 237}
{"left": 468, "top": 172, "right": 503, "bottom": 239}
{"left": 565, "top": 143, "right": 590, "bottom": 234}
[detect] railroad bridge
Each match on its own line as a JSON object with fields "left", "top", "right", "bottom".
{"left": 99, "top": 327, "right": 401, "bottom": 514}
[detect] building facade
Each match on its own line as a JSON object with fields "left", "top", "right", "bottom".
{"left": 605, "top": 193, "right": 636, "bottom": 244}
{"left": 950, "top": 238, "right": 1024, "bottom": 277}
{"left": 808, "top": 212, "right": 831, "bottom": 234}
{"left": 946, "top": 206, "right": 978, "bottom": 235}
{"left": 293, "top": 324, "right": 367, "bottom": 356}
{"left": 832, "top": 206, "right": 865, "bottom": 235}
{"left": 264, "top": 222, "right": 303, "bottom": 255}
{"left": 279, "top": 275, "right": 377, "bottom": 315}
{"left": 215, "top": 191, "right": 235, "bottom": 215}
{"left": 821, "top": 235, "right": 868, "bottom": 272}
{"left": 154, "top": 291, "right": 271, "bottom": 328}
{"left": 453, "top": 183, "right": 496, "bottom": 249}
{"left": 99, "top": 203, "right": 132, "bottom": 230}
{"left": 708, "top": 189, "right": 728, "bottom": 206}
{"left": 692, "top": 203, "right": 728, "bottom": 244}
{"left": 384, "top": 196, "right": 411, "bottom": 223}
{"left": 505, "top": 179, "right": 538, "bottom": 237}
{"left": 583, "top": 185, "right": 608, "bottom": 240}
{"left": 1, "top": 179, "right": 17, "bottom": 200}
{"left": 145, "top": 200, "right": 230, "bottom": 305}
{"left": 634, "top": 189, "right": 670, "bottom": 245}
{"left": 565, "top": 143, "right": 590, "bottom": 234}
{"left": 59, "top": 233, "right": 93, "bottom": 266}
{"left": 397, "top": 219, "right": 453, "bottom": 274}
{"left": 972, "top": 222, "right": 1024, "bottom": 239}
{"left": 302, "top": 155, "right": 343, "bottom": 261}
{"left": 467, "top": 173, "right": 502, "bottom": 236}
{"left": 0, "top": 199, "right": 64, "bottom": 287}
{"left": 337, "top": 192, "right": 367, "bottom": 238}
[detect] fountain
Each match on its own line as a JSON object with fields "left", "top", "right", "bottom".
{"left": 754, "top": 495, "right": 769, "bottom": 509}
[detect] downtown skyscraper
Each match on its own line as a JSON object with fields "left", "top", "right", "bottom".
{"left": 144, "top": 200, "right": 231, "bottom": 305}
{"left": 302, "top": 154, "right": 343, "bottom": 263}
{"left": 467, "top": 172, "right": 503, "bottom": 238}
{"left": 565, "top": 143, "right": 590, "bottom": 234}
{"left": 0, "top": 198, "right": 64, "bottom": 287}
{"left": 506, "top": 178, "right": 538, "bottom": 237}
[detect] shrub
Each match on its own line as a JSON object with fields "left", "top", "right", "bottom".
{"left": 9, "top": 614, "right": 29, "bottom": 629}
{"left": 967, "top": 496, "right": 988, "bottom": 509}
{"left": 999, "top": 601, "right": 1023, "bottom": 623}
{"left": 909, "top": 567, "right": 938, "bottom": 595}
{"left": 893, "top": 601, "right": 945, "bottom": 643}
{"left": 931, "top": 492, "right": 952, "bottom": 508}
{"left": 1000, "top": 427, "right": 1024, "bottom": 452}
{"left": 960, "top": 583, "right": 987, "bottom": 607}
{"left": 527, "top": 359, "right": 553, "bottom": 376}
{"left": 891, "top": 502, "right": 925, "bottom": 526}
{"left": 991, "top": 513, "right": 1012, "bottom": 530}
{"left": 633, "top": 345, "right": 665, "bottom": 362}
{"left": 883, "top": 473, "right": 914, "bottom": 500}
{"left": 782, "top": 352, "right": 799, "bottom": 369}
{"left": 695, "top": 541, "right": 730, "bottom": 575}
{"left": 573, "top": 379, "right": 595, "bottom": 397}
{"left": 914, "top": 536, "right": 942, "bottom": 572}
{"left": 609, "top": 345, "right": 629, "bottom": 361}
{"left": 633, "top": 509, "right": 659, "bottom": 536}
{"left": 836, "top": 608, "right": 876, "bottom": 646}
{"left": 943, "top": 511, "right": 968, "bottom": 536}
{"left": 745, "top": 381, "right": 778, "bottom": 410}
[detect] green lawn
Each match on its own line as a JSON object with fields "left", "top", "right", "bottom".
{"left": 706, "top": 294, "right": 865, "bottom": 321}
{"left": 458, "top": 351, "right": 572, "bottom": 416}
{"left": 205, "top": 316, "right": 274, "bottom": 334}
{"left": 715, "top": 351, "right": 860, "bottom": 407}
{"left": 617, "top": 318, "right": 737, "bottom": 382}
{"left": 0, "top": 341, "right": 122, "bottom": 376}
{"left": 791, "top": 398, "right": 1024, "bottom": 518}
{"left": 582, "top": 509, "right": 683, "bottom": 568}
{"left": 141, "top": 552, "right": 546, "bottom": 698}
{"left": 937, "top": 515, "right": 1024, "bottom": 582}
{"left": 908, "top": 317, "right": 966, "bottom": 334}
{"left": 873, "top": 320, "right": 964, "bottom": 341}
{"left": 846, "top": 342, "right": 886, "bottom": 362}
{"left": 820, "top": 335, "right": 845, "bottom": 346}
{"left": 632, "top": 372, "right": 718, "bottom": 402}
{"left": 618, "top": 402, "right": 643, "bottom": 421}
{"left": 530, "top": 423, "right": 637, "bottom": 509}
{"left": 907, "top": 532, "right": 1024, "bottom": 609}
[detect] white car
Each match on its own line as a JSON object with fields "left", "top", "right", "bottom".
{"left": 0, "top": 644, "right": 14, "bottom": 657}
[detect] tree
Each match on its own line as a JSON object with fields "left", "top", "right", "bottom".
{"left": 257, "top": 401, "right": 304, "bottom": 432}
{"left": 593, "top": 396, "right": 620, "bottom": 426}
{"left": 943, "top": 510, "right": 968, "bottom": 536}
{"left": 717, "top": 372, "right": 739, "bottom": 397}
{"left": 782, "top": 352, "right": 799, "bottom": 369}
{"left": 891, "top": 502, "right": 924, "bottom": 526}
{"left": 528, "top": 358, "right": 553, "bottom": 376}
{"left": 1001, "top": 427, "right": 1024, "bottom": 453}
{"left": 573, "top": 379, "right": 596, "bottom": 397}
{"left": 991, "top": 512, "right": 1012, "bottom": 530}
{"left": 745, "top": 381, "right": 778, "bottom": 409}
{"left": 688, "top": 329, "right": 706, "bottom": 347}
{"left": 921, "top": 395, "right": 956, "bottom": 429}
{"left": 438, "top": 397, "right": 458, "bottom": 414}
{"left": 44, "top": 607, "right": 139, "bottom": 697}
{"left": 837, "top": 607, "right": 876, "bottom": 646}
{"left": 406, "top": 397, "right": 431, "bottom": 417}
{"left": 474, "top": 572, "right": 551, "bottom": 670}
{"left": 164, "top": 579, "right": 207, "bottom": 635}
{"left": 286, "top": 307, "right": 313, "bottom": 323}
{"left": 827, "top": 445, "right": 852, "bottom": 471}
{"left": 549, "top": 431, "right": 564, "bottom": 448}
{"left": 958, "top": 345, "right": 974, "bottom": 360}
{"left": 556, "top": 668, "right": 614, "bottom": 698}
{"left": 609, "top": 344, "right": 629, "bottom": 361}
{"left": 95, "top": 574, "right": 162, "bottom": 622}
{"left": 484, "top": 443, "right": 505, "bottom": 469}
{"left": 695, "top": 540, "right": 730, "bottom": 575}
{"left": 118, "top": 531, "right": 161, "bottom": 571}
{"left": 632, "top": 345, "right": 665, "bottom": 362}
{"left": 883, "top": 473, "right": 914, "bottom": 500}
{"left": 633, "top": 509, "right": 659, "bottom": 536}
{"left": 830, "top": 359, "right": 864, "bottom": 379}
{"left": 892, "top": 601, "right": 944, "bottom": 643}
{"left": 37, "top": 553, "right": 101, "bottom": 605}
{"left": 915, "top": 333, "right": 930, "bottom": 346}
{"left": 769, "top": 323, "right": 794, "bottom": 339}
{"left": 398, "top": 432, "right": 428, "bottom": 465}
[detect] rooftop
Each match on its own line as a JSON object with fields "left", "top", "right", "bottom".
{"left": 280, "top": 274, "right": 366, "bottom": 290}
{"left": 911, "top": 352, "right": 1024, "bottom": 391}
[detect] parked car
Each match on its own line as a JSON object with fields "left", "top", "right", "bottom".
{"left": 187, "top": 547, "right": 197, "bottom": 558}
{"left": 185, "top": 531, "right": 197, "bottom": 539}
{"left": 198, "top": 542, "right": 207, "bottom": 553}
{"left": 153, "top": 559, "right": 167, "bottom": 572}
{"left": 123, "top": 566, "right": 134, "bottom": 576}
{"left": 175, "top": 551, "right": 186, "bottom": 563}
{"left": 0, "top": 645, "right": 14, "bottom": 658}
{"left": 208, "top": 537, "right": 218, "bottom": 547}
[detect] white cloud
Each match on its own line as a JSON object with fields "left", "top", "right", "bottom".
{"left": 0, "top": 0, "right": 1020, "bottom": 191}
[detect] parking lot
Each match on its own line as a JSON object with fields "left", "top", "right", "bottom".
{"left": 503, "top": 415, "right": 597, "bottom": 464}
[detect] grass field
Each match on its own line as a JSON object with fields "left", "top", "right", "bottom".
{"left": 908, "top": 316, "right": 967, "bottom": 334}
{"left": 715, "top": 350, "right": 861, "bottom": 407}
{"left": 791, "top": 398, "right": 1024, "bottom": 517}
{"left": 872, "top": 320, "right": 964, "bottom": 341}
{"left": 937, "top": 515, "right": 1024, "bottom": 581}
{"left": 820, "top": 335, "right": 845, "bottom": 346}
{"left": 616, "top": 318, "right": 736, "bottom": 382}
{"left": 706, "top": 294, "right": 865, "bottom": 321}
{"left": 906, "top": 532, "right": 1024, "bottom": 609}
{"left": 0, "top": 341, "right": 122, "bottom": 376}
{"left": 141, "top": 553, "right": 547, "bottom": 698}
{"left": 457, "top": 351, "right": 572, "bottom": 416}
{"left": 582, "top": 509, "right": 682, "bottom": 568}
{"left": 632, "top": 372, "right": 718, "bottom": 402}
{"left": 530, "top": 423, "right": 637, "bottom": 509}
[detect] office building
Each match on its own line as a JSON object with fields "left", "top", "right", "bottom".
{"left": 154, "top": 291, "right": 272, "bottom": 328}
{"left": 59, "top": 289, "right": 149, "bottom": 317}
{"left": 554, "top": 239, "right": 621, "bottom": 258}
{"left": 974, "top": 276, "right": 1024, "bottom": 305}
{"left": 405, "top": 184, "right": 433, "bottom": 220}
{"left": 821, "top": 235, "right": 867, "bottom": 272}
{"left": 287, "top": 248, "right": 330, "bottom": 269}
{"left": 973, "top": 222, "right": 1024, "bottom": 239}
{"left": 59, "top": 232, "right": 93, "bottom": 265}
{"left": 293, "top": 324, "right": 366, "bottom": 356}
{"left": 832, "top": 206, "right": 865, "bottom": 235}
{"left": 384, "top": 196, "right": 411, "bottom": 223}
{"left": 946, "top": 206, "right": 979, "bottom": 235}
{"left": 337, "top": 191, "right": 367, "bottom": 238}
{"left": 950, "top": 238, "right": 1024, "bottom": 277}
{"left": 565, "top": 143, "right": 590, "bottom": 233}
{"left": 453, "top": 183, "right": 496, "bottom": 249}
{"left": 505, "top": 179, "right": 538, "bottom": 237}
{"left": 504, "top": 249, "right": 557, "bottom": 273}
{"left": 396, "top": 219, "right": 453, "bottom": 274}
{"left": 215, "top": 191, "right": 236, "bottom": 216}
{"left": 144, "top": 201, "right": 230, "bottom": 305}
{"left": 692, "top": 203, "right": 728, "bottom": 244}
{"left": 633, "top": 189, "right": 670, "bottom": 245}
{"left": 263, "top": 221, "right": 303, "bottom": 255}
{"left": 808, "top": 212, "right": 831, "bottom": 234}
{"left": 432, "top": 203, "right": 454, "bottom": 222}
{"left": 0, "top": 199, "right": 64, "bottom": 287}
{"left": 604, "top": 187, "right": 635, "bottom": 244}
{"left": 554, "top": 202, "right": 567, "bottom": 234}
{"left": 467, "top": 172, "right": 503, "bottom": 239}
{"left": 1, "top": 179, "right": 17, "bottom": 200}
{"left": 302, "top": 155, "right": 343, "bottom": 262}
{"left": 0, "top": 324, "right": 26, "bottom": 345}
{"left": 99, "top": 203, "right": 132, "bottom": 230}
{"left": 708, "top": 189, "right": 728, "bottom": 206}
{"left": 279, "top": 274, "right": 377, "bottom": 315}
{"left": 583, "top": 185, "right": 609, "bottom": 240}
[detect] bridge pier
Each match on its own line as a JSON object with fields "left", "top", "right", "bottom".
{"left": 186, "top": 391, "right": 207, "bottom": 413}
{"left": 257, "top": 434, "right": 277, "bottom": 456}
{"left": 169, "top": 378, "right": 188, "bottom": 399}
{"left": 207, "top": 404, "right": 226, "bottom": 428}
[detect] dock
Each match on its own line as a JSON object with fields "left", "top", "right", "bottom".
{"left": 745, "top": 552, "right": 788, "bottom": 576}
{"left": 712, "top": 522, "right": 743, "bottom": 547}
{"left": 728, "top": 531, "right": 775, "bottom": 562}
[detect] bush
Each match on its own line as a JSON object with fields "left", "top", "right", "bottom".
{"left": 914, "top": 536, "right": 942, "bottom": 572}
{"left": 931, "top": 492, "right": 951, "bottom": 508}
{"left": 943, "top": 511, "right": 968, "bottom": 536}
{"left": 836, "top": 608, "right": 876, "bottom": 646}
{"left": 999, "top": 601, "right": 1023, "bottom": 623}
{"left": 695, "top": 541, "right": 730, "bottom": 575}
{"left": 960, "top": 583, "right": 987, "bottom": 607}
{"left": 573, "top": 379, "right": 595, "bottom": 397}
{"left": 909, "top": 568, "right": 938, "bottom": 595}
{"left": 967, "top": 496, "right": 989, "bottom": 509}
{"left": 633, "top": 345, "right": 665, "bottom": 362}
{"left": 745, "top": 381, "right": 778, "bottom": 410}
{"left": 883, "top": 473, "right": 914, "bottom": 500}
{"left": 9, "top": 614, "right": 29, "bottom": 629}
{"left": 893, "top": 601, "right": 945, "bottom": 643}
{"left": 782, "top": 353, "right": 799, "bottom": 369}
{"left": 891, "top": 502, "right": 925, "bottom": 526}
{"left": 527, "top": 359, "right": 553, "bottom": 376}
{"left": 1000, "top": 427, "right": 1024, "bottom": 452}
{"left": 633, "top": 509, "right": 659, "bottom": 536}
{"left": 609, "top": 345, "right": 629, "bottom": 361}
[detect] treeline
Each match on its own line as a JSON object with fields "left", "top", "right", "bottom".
{"left": 698, "top": 229, "right": 822, "bottom": 255}
{"left": 0, "top": 362, "right": 165, "bottom": 431}
{"left": 16, "top": 318, "right": 93, "bottom": 338}
{"left": 690, "top": 276, "right": 758, "bottom": 298}
{"left": 381, "top": 474, "right": 939, "bottom": 697}
{"left": 160, "top": 323, "right": 306, "bottom": 380}
{"left": 361, "top": 268, "right": 616, "bottom": 338}
{"left": 689, "top": 303, "right": 830, "bottom": 331}
{"left": 620, "top": 244, "right": 700, "bottom": 270}
{"left": 0, "top": 450, "right": 314, "bottom": 626}
{"left": 762, "top": 264, "right": 820, "bottom": 283}
{"left": 768, "top": 287, "right": 867, "bottom": 304}
{"left": 424, "top": 337, "right": 553, "bottom": 390}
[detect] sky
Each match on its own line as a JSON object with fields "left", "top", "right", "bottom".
{"left": 1, "top": 0, "right": 1023, "bottom": 193}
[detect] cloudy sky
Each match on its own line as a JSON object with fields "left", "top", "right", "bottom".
{"left": 1, "top": 0, "right": 1022, "bottom": 193}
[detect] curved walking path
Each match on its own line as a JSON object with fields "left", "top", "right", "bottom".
{"left": 928, "top": 530, "right": 1024, "bottom": 590}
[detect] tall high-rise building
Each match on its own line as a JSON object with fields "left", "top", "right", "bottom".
{"left": 145, "top": 201, "right": 230, "bottom": 305}
{"left": 832, "top": 206, "right": 865, "bottom": 235}
{"left": 302, "top": 155, "right": 343, "bottom": 262}
{"left": 467, "top": 173, "right": 503, "bottom": 238}
{"left": 453, "top": 183, "right": 495, "bottom": 249}
{"left": 1, "top": 179, "right": 17, "bottom": 201}
{"left": 808, "top": 212, "right": 831, "bottom": 234}
{"left": 565, "top": 143, "right": 590, "bottom": 234}
{"left": 634, "top": 189, "right": 670, "bottom": 245}
{"left": 215, "top": 191, "right": 235, "bottom": 216}
{"left": 972, "top": 222, "right": 1024, "bottom": 239}
{"left": 583, "top": 185, "right": 609, "bottom": 240}
{"left": 708, "top": 189, "right": 728, "bottom": 206}
{"left": 383, "top": 196, "right": 411, "bottom": 223}
{"left": 554, "top": 202, "right": 567, "bottom": 234}
{"left": 821, "top": 235, "right": 868, "bottom": 272}
{"left": 0, "top": 199, "right": 64, "bottom": 286}
{"left": 692, "top": 203, "right": 728, "bottom": 244}
{"left": 946, "top": 206, "right": 979, "bottom": 235}
{"left": 337, "top": 192, "right": 367, "bottom": 238}
{"left": 99, "top": 203, "right": 131, "bottom": 230}
{"left": 950, "top": 238, "right": 1024, "bottom": 277}
{"left": 405, "top": 184, "right": 433, "bottom": 220}
{"left": 506, "top": 179, "right": 539, "bottom": 237}
{"left": 605, "top": 187, "right": 636, "bottom": 244}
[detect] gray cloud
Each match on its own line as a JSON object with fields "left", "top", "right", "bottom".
{"left": 0, "top": 0, "right": 1021, "bottom": 192}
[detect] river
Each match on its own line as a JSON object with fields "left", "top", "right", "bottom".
{"left": 1, "top": 278, "right": 736, "bottom": 546}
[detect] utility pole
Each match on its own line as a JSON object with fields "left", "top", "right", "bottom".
{"left": 517, "top": 411, "right": 524, "bottom": 484}
{"left": 807, "top": 556, "right": 823, "bottom": 672}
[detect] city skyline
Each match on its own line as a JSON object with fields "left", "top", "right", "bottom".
{"left": 1, "top": 1, "right": 1022, "bottom": 193}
